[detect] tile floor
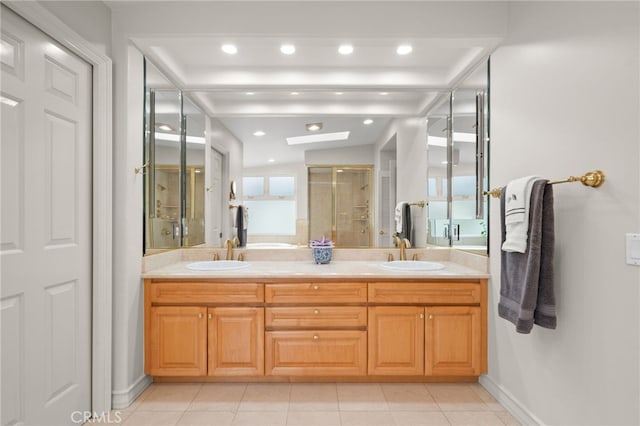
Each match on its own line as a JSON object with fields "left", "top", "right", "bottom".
{"left": 111, "top": 382, "right": 520, "bottom": 426}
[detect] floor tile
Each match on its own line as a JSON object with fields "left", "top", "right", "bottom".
{"left": 232, "top": 411, "right": 288, "bottom": 426}
{"left": 425, "top": 384, "right": 488, "bottom": 412}
{"left": 495, "top": 410, "right": 521, "bottom": 425}
{"left": 286, "top": 410, "right": 341, "bottom": 426}
{"left": 121, "top": 410, "right": 183, "bottom": 426}
{"left": 469, "top": 383, "right": 504, "bottom": 412}
{"left": 135, "top": 384, "right": 203, "bottom": 412}
{"left": 391, "top": 411, "right": 451, "bottom": 426}
{"left": 444, "top": 411, "right": 505, "bottom": 426}
{"left": 381, "top": 383, "right": 440, "bottom": 411}
{"left": 238, "top": 383, "right": 291, "bottom": 412}
{"left": 337, "top": 383, "right": 389, "bottom": 411}
{"left": 176, "top": 411, "right": 235, "bottom": 426}
{"left": 289, "top": 383, "right": 339, "bottom": 411}
{"left": 188, "top": 383, "right": 247, "bottom": 411}
{"left": 340, "top": 411, "right": 397, "bottom": 426}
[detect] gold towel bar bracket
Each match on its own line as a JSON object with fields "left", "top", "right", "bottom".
{"left": 483, "top": 170, "right": 605, "bottom": 199}
{"left": 134, "top": 162, "right": 149, "bottom": 175}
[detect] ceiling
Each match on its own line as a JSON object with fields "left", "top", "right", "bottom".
{"left": 129, "top": 1, "right": 503, "bottom": 167}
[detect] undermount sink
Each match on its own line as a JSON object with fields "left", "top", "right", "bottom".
{"left": 380, "top": 260, "right": 445, "bottom": 271}
{"left": 186, "top": 260, "right": 251, "bottom": 271}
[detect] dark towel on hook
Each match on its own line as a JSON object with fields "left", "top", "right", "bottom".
{"left": 400, "top": 203, "right": 413, "bottom": 245}
{"left": 236, "top": 205, "right": 247, "bottom": 247}
{"left": 499, "top": 179, "right": 556, "bottom": 333}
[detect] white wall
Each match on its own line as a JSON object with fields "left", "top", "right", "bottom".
{"left": 487, "top": 2, "right": 640, "bottom": 425}
{"left": 39, "top": 1, "right": 111, "bottom": 56}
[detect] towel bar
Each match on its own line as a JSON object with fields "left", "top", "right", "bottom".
{"left": 409, "top": 201, "right": 427, "bottom": 208}
{"left": 483, "top": 170, "right": 605, "bottom": 199}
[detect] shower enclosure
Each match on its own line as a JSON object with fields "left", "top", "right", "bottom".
{"left": 308, "top": 166, "right": 373, "bottom": 248}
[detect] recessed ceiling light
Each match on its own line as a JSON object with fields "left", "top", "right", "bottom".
{"left": 306, "top": 122, "right": 323, "bottom": 132}
{"left": 245, "top": 92, "right": 255, "bottom": 96}
{"left": 268, "top": 158, "right": 275, "bottom": 163}
{"left": 379, "top": 92, "right": 389, "bottom": 96}
{"left": 287, "top": 131, "right": 350, "bottom": 145}
{"left": 156, "top": 123, "right": 175, "bottom": 132}
{"left": 0, "top": 95, "right": 19, "bottom": 107}
{"left": 335, "top": 92, "right": 344, "bottom": 96}
{"left": 290, "top": 92, "right": 300, "bottom": 96}
{"left": 253, "top": 130, "right": 266, "bottom": 136}
{"left": 363, "top": 119, "right": 374, "bottom": 125}
{"left": 280, "top": 44, "right": 296, "bottom": 55}
{"left": 396, "top": 44, "right": 413, "bottom": 55}
{"left": 338, "top": 44, "right": 354, "bottom": 55}
{"left": 221, "top": 44, "right": 237, "bottom": 55}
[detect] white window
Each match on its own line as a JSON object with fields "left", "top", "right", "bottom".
{"left": 242, "top": 175, "right": 296, "bottom": 235}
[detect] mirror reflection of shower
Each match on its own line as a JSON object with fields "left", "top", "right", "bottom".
{"left": 308, "top": 166, "right": 373, "bottom": 248}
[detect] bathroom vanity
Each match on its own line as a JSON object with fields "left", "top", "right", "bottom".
{"left": 142, "top": 252, "right": 488, "bottom": 383}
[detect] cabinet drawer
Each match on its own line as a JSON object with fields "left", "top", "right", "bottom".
{"left": 368, "top": 282, "right": 480, "bottom": 304}
{"left": 265, "top": 330, "right": 367, "bottom": 376}
{"left": 266, "top": 306, "right": 367, "bottom": 328}
{"left": 265, "top": 283, "right": 367, "bottom": 304}
{"left": 150, "top": 282, "right": 264, "bottom": 304}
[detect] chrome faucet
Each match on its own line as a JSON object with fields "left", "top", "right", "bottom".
{"left": 224, "top": 237, "right": 239, "bottom": 260}
{"left": 392, "top": 235, "right": 412, "bottom": 261}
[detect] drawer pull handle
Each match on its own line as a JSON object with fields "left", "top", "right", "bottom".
{"left": 313, "top": 335, "right": 319, "bottom": 341}
{"left": 198, "top": 313, "right": 203, "bottom": 319}
{"left": 313, "top": 285, "right": 319, "bottom": 290}
{"left": 313, "top": 309, "right": 320, "bottom": 315}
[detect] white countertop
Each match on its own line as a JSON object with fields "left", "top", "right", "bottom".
{"left": 142, "top": 260, "right": 489, "bottom": 280}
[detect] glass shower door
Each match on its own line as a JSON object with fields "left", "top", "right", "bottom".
{"left": 308, "top": 166, "right": 373, "bottom": 248}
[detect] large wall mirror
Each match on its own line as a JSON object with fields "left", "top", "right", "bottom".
{"left": 144, "top": 61, "right": 206, "bottom": 251}
{"left": 143, "top": 58, "right": 490, "bottom": 255}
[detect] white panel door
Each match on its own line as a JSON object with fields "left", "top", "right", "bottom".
{"left": 1, "top": 6, "right": 92, "bottom": 426}
{"left": 207, "top": 148, "right": 223, "bottom": 246}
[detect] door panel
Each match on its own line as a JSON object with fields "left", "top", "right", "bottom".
{"left": 368, "top": 306, "right": 424, "bottom": 375}
{"left": 425, "top": 306, "right": 481, "bottom": 376}
{"left": 208, "top": 307, "right": 264, "bottom": 376}
{"left": 1, "top": 6, "right": 92, "bottom": 425}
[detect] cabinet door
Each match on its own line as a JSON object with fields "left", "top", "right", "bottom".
{"left": 265, "top": 330, "right": 367, "bottom": 376}
{"left": 425, "top": 306, "right": 481, "bottom": 376}
{"left": 149, "top": 306, "right": 207, "bottom": 376}
{"left": 368, "top": 306, "right": 424, "bottom": 375}
{"left": 208, "top": 307, "right": 264, "bottom": 376}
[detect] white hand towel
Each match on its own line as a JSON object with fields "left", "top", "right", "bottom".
{"left": 502, "top": 176, "right": 540, "bottom": 253}
{"left": 395, "top": 202, "right": 407, "bottom": 233}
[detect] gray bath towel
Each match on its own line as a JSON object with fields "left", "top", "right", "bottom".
{"left": 499, "top": 179, "right": 556, "bottom": 333}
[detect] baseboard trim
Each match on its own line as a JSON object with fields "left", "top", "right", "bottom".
{"left": 111, "top": 374, "right": 152, "bottom": 409}
{"left": 479, "top": 375, "right": 543, "bottom": 426}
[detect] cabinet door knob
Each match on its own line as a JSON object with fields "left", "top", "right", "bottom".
{"left": 313, "top": 335, "right": 319, "bottom": 341}
{"left": 208, "top": 313, "right": 212, "bottom": 320}
{"left": 419, "top": 313, "right": 424, "bottom": 319}
{"left": 313, "top": 285, "right": 319, "bottom": 290}
{"left": 429, "top": 314, "right": 433, "bottom": 320}
{"left": 313, "top": 309, "right": 320, "bottom": 315}
{"left": 198, "top": 313, "right": 203, "bottom": 319}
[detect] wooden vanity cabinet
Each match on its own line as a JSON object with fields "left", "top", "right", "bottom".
{"left": 368, "top": 281, "right": 486, "bottom": 378}
{"left": 265, "top": 282, "right": 368, "bottom": 376}
{"left": 144, "top": 280, "right": 264, "bottom": 377}
{"left": 208, "top": 307, "right": 264, "bottom": 376}
{"left": 145, "top": 278, "right": 487, "bottom": 381}
{"left": 148, "top": 306, "right": 208, "bottom": 376}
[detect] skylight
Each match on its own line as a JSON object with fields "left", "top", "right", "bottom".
{"left": 286, "top": 131, "right": 350, "bottom": 145}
